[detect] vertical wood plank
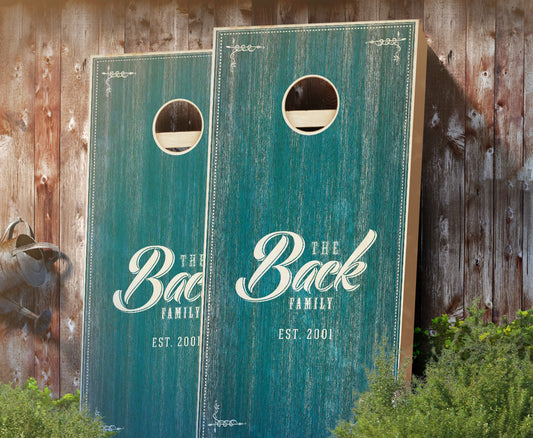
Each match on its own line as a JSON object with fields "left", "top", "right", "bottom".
{"left": 150, "top": 0, "right": 188, "bottom": 52}
{"left": 0, "top": 1, "right": 35, "bottom": 388}
{"left": 464, "top": 0, "right": 495, "bottom": 318}
{"left": 419, "top": 0, "right": 466, "bottom": 326}
{"left": 379, "top": 0, "right": 402, "bottom": 20}
{"left": 276, "top": 0, "right": 308, "bottom": 24}
{"left": 125, "top": 0, "right": 150, "bottom": 53}
{"left": 494, "top": 0, "right": 524, "bottom": 322}
{"left": 188, "top": 0, "right": 214, "bottom": 49}
{"left": 379, "top": 0, "right": 424, "bottom": 21}
{"left": 34, "top": 0, "right": 61, "bottom": 397}
{"left": 214, "top": 0, "right": 252, "bottom": 27}
{"left": 252, "top": 0, "right": 276, "bottom": 25}
{"left": 524, "top": 0, "right": 533, "bottom": 310}
{"left": 345, "top": 0, "right": 379, "bottom": 22}
{"left": 98, "top": 0, "right": 126, "bottom": 55}
{"left": 59, "top": 0, "right": 99, "bottom": 395}
{"left": 308, "top": 0, "right": 346, "bottom": 23}
{"left": 412, "top": 0, "right": 424, "bottom": 21}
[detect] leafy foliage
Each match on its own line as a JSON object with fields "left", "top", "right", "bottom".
{"left": 333, "top": 304, "right": 533, "bottom": 438}
{"left": 0, "top": 378, "right": 114, "bottom": 437}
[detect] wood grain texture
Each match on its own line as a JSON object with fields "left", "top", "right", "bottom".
{"left": 199, "top": 22, "right": 424, "bottom": 437}
{"left": 83, "top": 52, "right": 211, "bottom": 437}
{"left": 59, "top": 0, "right": 99, "bottom": 395}
{"left": 251, "top": 0, "right": 275, "bottom": 25}
{"left": 308, "top": 0, "right": 346, "bottom": 23}
{"left": 418, "top": 0, "right": 466, "bottom": 326}
{"left": 34, "top": 1, "right": 61, "bottom": 397}
{"left": 276, "top": 0, "right": 308, "bottom": 24}
{"left": 150, "top": 0, "right": 188, "bottom": 52}
{"left": 188, "top": 0, "right": 214, "bottom": 49}
{"left": 99, "top": 0, "right": 126, "bottom": 54}
{"left": 125, "top": 0, "right": 151, "bottom": 53}
{"left": 379, "top": 0, "right": 423, "bottom": 21}
{"left": 345, "top": 0, "right": 379, "bottom": 22}
{"left": 524, "top": 0, "right": 533, "bottom": 310}
{"left": 0, "top": 1, "right": 35, "bottom": 388}
{"left": 0, "top": 0, "right": 530, "bottom": 398}
{"left": 493, "top": 0, "right": 524, "bottom": 323}
{"left": 465, "top": 0, "right": 495, "bottom": 318}
{"left": 214, "top": 0, "right": 252, "bottom": 27}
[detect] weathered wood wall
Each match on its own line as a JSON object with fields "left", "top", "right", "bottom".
{"left": 0, "top": 0, "right": 530, "bottom": 397}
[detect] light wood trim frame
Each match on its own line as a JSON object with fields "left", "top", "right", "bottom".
{"left": 398, "top": 21, "right": 427, "bottom": 379}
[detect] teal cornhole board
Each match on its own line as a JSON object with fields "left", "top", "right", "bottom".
{"left": 82, "top": 51, "right": 211, "bottom": 437}
{"left": 198, "top": 22, "right": 426, "bottom": 437}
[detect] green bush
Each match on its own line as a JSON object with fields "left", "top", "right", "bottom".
{"left": 0, "top": 378, "right": 113, "bottom": 437}
{"left": 333, "top": 305, "right": 533, "bottom": 438}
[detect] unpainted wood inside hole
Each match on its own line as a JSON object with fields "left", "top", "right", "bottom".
{"left": 283, "top": 76, "right": 339, "bottom": 133}
{"left": 153, "top": 99, "right": 203, "bottom": 154}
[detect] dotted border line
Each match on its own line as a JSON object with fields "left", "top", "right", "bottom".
{"left": 200, "top": 37, "right": 223, "bottom": 438}
{"left": 218, "top": 23, "right": 411, "bottom": 36}
{"left": 200, "top": 23, "right": 414, "bottom": 436}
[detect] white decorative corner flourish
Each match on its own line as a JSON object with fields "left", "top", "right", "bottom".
{"left": 365, "top": 31, "right": 407, "bottom": 65}
{"left": 101, "top": 66, "right": 136, "bottom": 96}
{"left": 207, "top": 400, "right": 246, "bottom": 433}
{"left": 226, "top": 39, "right": 264, "bottom": 72}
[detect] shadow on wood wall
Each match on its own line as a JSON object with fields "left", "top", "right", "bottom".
{"left": 418, "top": 48, "right": 472, "bottom": 329}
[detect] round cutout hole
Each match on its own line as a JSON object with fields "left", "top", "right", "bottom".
{"left": 153, "top": 99, "right": 204, "bottom": 155}
{"left": 282, "top": 75, "right": 339, "bottom": 135}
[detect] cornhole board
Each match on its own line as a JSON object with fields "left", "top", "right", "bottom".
{"left": 82, "top": 51, "right": 211, "bottom": 437}
{"left": 198, "top": 21, "right": 426, "bottom": 437}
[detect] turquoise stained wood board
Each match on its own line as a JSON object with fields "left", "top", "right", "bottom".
{"left": 198, "top": 21, "right": 426, "bottom": 437}
{"left": 82, "top": 51, "right": 211, "bottom": 437}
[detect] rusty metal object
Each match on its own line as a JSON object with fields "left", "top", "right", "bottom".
{"left": 0, "top": 295, "right": 51, "bottom": 334}
{"left": 0, "top": 218, "right": 59, "bottom": 333}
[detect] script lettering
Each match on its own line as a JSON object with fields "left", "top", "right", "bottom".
{"left": 113, "top": 246, "right": 202, "bottom": 313}
{"left": 236, "top": 230, "right": 377, "bottom": 302}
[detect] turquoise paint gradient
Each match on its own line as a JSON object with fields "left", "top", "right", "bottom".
{"left": 83, "top": 53, "right": 211, "bottom": 438}
{"left": 199, "top": 23, "right": 417, "bottom": 437}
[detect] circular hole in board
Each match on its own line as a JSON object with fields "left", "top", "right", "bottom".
{"left": 152, "top": 99, "right": 204, "bottom": 155}
{"left": 282, "top": 75, "right": 339, "bottom": 135}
